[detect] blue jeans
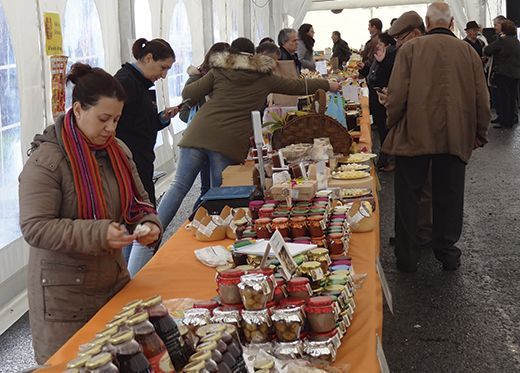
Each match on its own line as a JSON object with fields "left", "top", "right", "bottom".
{"left": 126, "top": 147, "right": 234, "bottom": 277}
{"left": 197, "top": 160, "right": 211, "bottom": 212}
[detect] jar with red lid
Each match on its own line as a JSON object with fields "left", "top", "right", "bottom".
{"left": 258, "top": 206, "right": 274, "bottom": 219}
{"left": 286, "top": 277, "right": 312, "bottom": 301}
{"left": 249, "top": 200, "right": 264, "bottom": 220}
{"left": 216, "top": 268, "right": 244, "bottom": 305}
{"left": 279, "top": 298, "right": 306, "bottom": 310}
{"left": 310, "top": 235, "right": 327, "bottom": 248}
{"left": 193, "top": 300, "right": 219, "bottom": 316}
{"left": 307, "top": 215, "right": 326, "bottom": 237}
{"left": 273, "top": 279, "right": 287, "bottom": 304}
{"left": 271, "top": 217, "right": 290, "bottom": 238}
{"left": 293, "top": 236, "right": 311, "bottom": 244}
{"left": 305, "top": 296, "right": 336, "bottom": 333}
{"left": 254, "top": 218, "right": 272, "bottom": 239}
{"left": 289, "top": 216, "right": 308, "bottom": 238}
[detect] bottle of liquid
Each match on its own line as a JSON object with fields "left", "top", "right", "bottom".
{"left": 142, "top": 295, "right": 188, "bottom": 371}
{"left": 127, "top": 311, "right": 175, "bottom": 373}
{"left": 85, "top": 352, "right": 119, "bottom": 372}
{"left": 109, "top": 330, "right": 151, "bottom": 373}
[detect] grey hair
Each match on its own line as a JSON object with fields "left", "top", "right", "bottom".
{"left": 426, "top": 2, "right": 452, "bottom": 26}
{"left": 277, "top": 28, "right": 297, "bottom": 47}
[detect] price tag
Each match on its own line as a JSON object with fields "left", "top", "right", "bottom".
{"left": 376, "top": 257, "right": 394, "bottom": 314}
{"left": 269, "top": 230, "right": 298, "bottom": 280}
{"left": 376, "top": 334, "right": 390, "bottom": 373}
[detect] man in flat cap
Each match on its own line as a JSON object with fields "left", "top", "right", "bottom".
{"left": 388, "top": 10, "right": 426, "bottom": 47}
{"left": 384, "top": 2, "right": 491, "bottom": 272}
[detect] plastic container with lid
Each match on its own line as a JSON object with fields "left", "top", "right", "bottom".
{"left": 305, "top": 296, "right": 336, "bottom": 333}
{"left": 241, "top": 309, "right": 272, "bottom": 344}
{"left": 271, "top": 307, "right": 303, "bottom": 342}
{"left": 66, "top": 355, "right": 90, "bottom": 373}
{"left": 109, "top": 330, "right": 151, "bottom": 373}
{"left": 303, "top": 340, "right": 336, "bottom": 362}
{"left": 286, "top": 277, "right": 313, "bottom": 300}
{"left": 216, "top": 268, "right": 244, "bottom": 305}
{"left": 126, "top": 311, "right": 174, "bottom": 372}
{"left": 85, "top": 352, "right": 118, "bottom": 372}
{"left": 238, "top": 274, "right": 270, "bottom": 310}
{"left": 142, "top": 295, "right": 188, "bottom": 371}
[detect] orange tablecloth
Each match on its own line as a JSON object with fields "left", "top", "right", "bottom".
{"left": 44, "top": 95, "right": 382, "bottom": 373}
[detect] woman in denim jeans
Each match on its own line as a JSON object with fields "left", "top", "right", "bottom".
{"left": 127, "top": 37, "right": 340, "bottom": 276}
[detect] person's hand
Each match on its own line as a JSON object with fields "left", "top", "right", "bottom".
{"left": 107, "top": 222, "right": 136, "bottom": 250}
{"left": 374, "top": 45, "right": 387, "bottom": 63}
{"left": 162, "top": 106, "right": 179, "bottom": 120}
{"left": 136, "top": 222, "right": 161, "bottom": 247}
{"left": 328, "top": 81, "right": 341, "bottom": 92}
{"left": 356, "top": 61, "right": 365, "bottom": 70}
{"left": 473, "top": 137, "right": 485, "bottom": 149}
{"left": 377, "top": 87, "right": 388, "bottom": 106}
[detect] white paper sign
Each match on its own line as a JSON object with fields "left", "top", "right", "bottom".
{"left": 376, "top": 334, "right": 390, "bottom": 373}
{"left": 342, "top": 85, "right": 360, "bottom": 103}
{"left": 376, "top": 257, "right": 394, "bottom": 314}
{"left": 270, "top": 230, "right": 298, "bottom": 280}
{"left": 316, "top": 60, "right": 328, "bottom": 75}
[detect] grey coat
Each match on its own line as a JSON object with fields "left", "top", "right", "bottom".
{"left": 297, "top": 40, "right": 316, "bottom": 70}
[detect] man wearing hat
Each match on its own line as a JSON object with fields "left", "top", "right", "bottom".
{"left": 383, "top": 3, "right": 491, "bottom": 272}
{"left": 464, "top": 21, "right": 486, "bottom": 59}
{"left": 388, "top": 10, "right": 426, "bottom": 47}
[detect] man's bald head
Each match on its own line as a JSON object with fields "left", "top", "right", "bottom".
{"left": 426, "top": 2, "right": 454, "bottom": 31}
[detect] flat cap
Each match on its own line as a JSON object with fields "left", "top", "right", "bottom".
{"left": 388, "top": 11, "right": 424, "bottom": 37}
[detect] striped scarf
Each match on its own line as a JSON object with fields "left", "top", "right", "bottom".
{"left": 61, "top": 109, "right": 156, "bottom": 223}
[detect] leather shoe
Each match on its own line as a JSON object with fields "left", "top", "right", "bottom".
{"left": 442, "top": 259, "right": 461, "bottom": 271}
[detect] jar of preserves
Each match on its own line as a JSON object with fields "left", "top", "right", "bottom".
{"left": 110, "top": 330, "right": 151, "bottom": 373}
{"left": 307, "top": 248, "right": 331, "bottom": 274}
{"left": 215, "top": 268, "right": 245, "bottom": 305}
{"left": 286, "top": 277, "right": 312, "bottom": 300}
{"left": 254, "top": 218, "right": 272, "bottom": 239}
{"left": 193, "top": 300, "right": 219, "bottom": 315}
{"left": 142, "top": 295, "right": 188, "bottom": 371}
{"left": 66, "top": 355, "right": 90, "bottom": 373}
{"left": 327, "top": 233, "right": 346, "bottom": 256}
{"left": 273, "top": 279, "right": 287, "bottom": 303}
{"left": 210, "top": 307, "right": 242, "bottom": 329}
{"left": 305, "top": 297, "right": 336, "bottom": 333}
{"left": 271, "top": 217, "right": 290, "bottom": 237}
{"left": 247, "top": 268, "right": 276, "bottom": 301}
{"left": 271, "top": 307, "right": 303, "bottom": 342}
{"left": 303, "top": 340, "right": 337, "bottom": 362}
{"left": 85, "top": 352, "right": 118, "bottom": 373}
{"left": 249, "top": 200, "right": 265, "bottom": 220}
{"left": 298, "top": 262, "right": 325, "bottom": 289}
{"left": 126, "top": 311, "right": 174, "bottom": 373}
{"left": 241, "top": 309, "right": 272, "bottom": 344}
{"left": 310, "top": 235, "right": 327, "bottom": 248}
{"left": 307, "top": 215, "right": 326, "bottom": 237}
{"left": 178, "top": 324, "right": 197, "bottom": 360}
{"left": 274, "top": 340, "right": 303, "bottom": 359}
{"left": 289, "top": 216, "right": 308, "bottom": 238}
{"left": 238, "top": 274, "right": 270, "bottom": 310}
{"left": 258, "top": 206, "right": 274, "bottom": 219}
{"left": 182, "top": 308, "right": 211, "bottom": 332}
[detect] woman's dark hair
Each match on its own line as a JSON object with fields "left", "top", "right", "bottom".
{"left": 378, "top": 32, "right": 396, "bottom": 46}
{"left": 132, "top": 38, "right": 175, "bottom": 61}
{"left": 255, "top": 42, "right": 281, "bottom": 59}
{"left": 501, "top": 20, "right": 517, "bottom": 36}
{"left": 259, "top": 37, "right": 275, "bottom": 45}
{"left": 298, "top": 23, "right": 315, "bottom": 52}
{"left": 390, "top": 18, "right": 398, "bottom": 26}
{"left": 67, "top": 63, "right": 126, "bottom": 108}
{"left": 230, "top": 37, "right": 255, "bottom": 54}
{"left": 200, "top": 42, "right": 230, "bottom": 73}
{"left": 369, "top": 18, "right": 383, "bottom": 31}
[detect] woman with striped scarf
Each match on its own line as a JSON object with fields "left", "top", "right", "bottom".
{"left": 18, "top": 63, "right": 162, "bottom": 363}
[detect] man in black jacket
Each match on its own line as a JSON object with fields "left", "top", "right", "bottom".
{"left": 463, "top": 21, "right": 486, "bottom": 59}
{"left": 278, "top": 28, "right": 301, "bottom": 74}
{"left": 331, "top": 31, "right": 351, "bottom": 68}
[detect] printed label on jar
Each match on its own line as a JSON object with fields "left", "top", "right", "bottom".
{"left": 320, "top": 219, "right": 327, "bottom": 230}
{"left": 148, "top": 350, "right": 174, "bottom": 373}
{"left": 311, "top": 267, "right": 324, "bottom": 281}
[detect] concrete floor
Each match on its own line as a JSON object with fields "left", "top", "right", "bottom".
{"left": 1, "top": 125, "right": 520, "bottom": 372}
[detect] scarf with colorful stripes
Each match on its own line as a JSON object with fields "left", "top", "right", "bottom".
{"left": 61, "top": 109, "right": 156, "bottom": 224}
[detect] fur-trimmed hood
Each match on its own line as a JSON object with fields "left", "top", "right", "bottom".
{"left": 209, "top": 52, "right": 276, "bottom": 74}
{"left": 186, "top": 65, "right": 202, "bottom": 76}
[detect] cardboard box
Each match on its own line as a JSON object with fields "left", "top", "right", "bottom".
{"left": 221, "top": 163, "right": 255, "bottom": 187}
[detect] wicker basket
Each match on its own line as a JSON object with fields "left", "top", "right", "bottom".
{"left": 271, "top": 89, "right": 352, "bottom": 155}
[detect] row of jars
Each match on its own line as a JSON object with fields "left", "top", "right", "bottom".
{"left": 248, "top": 197, "right": 332, "bottom": 221}
{"left": 67, "top": 296, "right": 190, "bottom": 373}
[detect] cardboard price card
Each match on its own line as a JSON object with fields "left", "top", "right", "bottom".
{"left": 269, "top": 230, "right": 298, "bottom": 280}
{"left": 50, "top": 55, "right": 68, "bottom": 117}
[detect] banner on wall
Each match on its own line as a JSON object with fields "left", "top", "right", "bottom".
{"left": 44, "top": 12, "right": 63, "bottom": 56}
{"left": 50, "top": 56, "right": 68, "bottom": 118}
